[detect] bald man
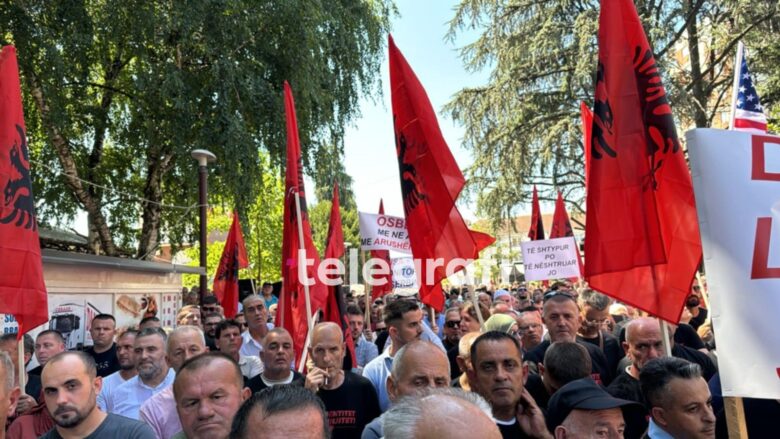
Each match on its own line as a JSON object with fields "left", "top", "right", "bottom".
{"left": 0, "top": 352, "right": 21, "bottom": 439}
{"left": 305, "top": 322, "right": 380, "bottom": 439}
{"left": 362, "top": 341, "right": 451, "bottom": 439}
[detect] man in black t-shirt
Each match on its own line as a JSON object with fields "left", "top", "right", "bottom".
{"left": 84, "top": 314, "right": 120, "bottom": 377}
{"left": 30, "top": 330, "right": 66, "bottom": 376}
{"left": 577, "top": 290, "right": 623, "bottom": 375}
{"left": 247, "top": 328, "right": 304, "bottom": 393}
{"left": 304, "top": 322, "right": 380, "bottom": 439}
{"left": 686, "top": 285, "right": 708, "bottom": 330}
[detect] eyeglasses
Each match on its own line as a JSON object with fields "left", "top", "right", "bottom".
{"left": 518, "top": 323, "right": 542, "bottom": 332}
{"left": 583, "top": 317, "right": 609, "bottom": 326}
{"left": 543, "top": 291, "right": 576, "bottom": 302}
{"left": 202, "top": 305, "right": 218, "bottom": 313}
{"left": 445, "top": 320, "right": 461, "bottom": 328}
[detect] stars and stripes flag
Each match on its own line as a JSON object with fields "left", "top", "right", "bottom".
{"left": 730, "top": 41, "right": 767, "bottom": 133}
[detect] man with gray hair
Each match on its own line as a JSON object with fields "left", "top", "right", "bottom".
{"left": 362, "top": 340, "right": 450, "bottom": 439}
{"left": 229, "top": 385, "right": 330, "bottom": 439}
{"left": 239, "top": 295, "right": 269, "bottom": 357}
{"left": 0, "top": 351, "right": 20, "bottom": 438}
{"left": 577, "top": 290, "right": 622, "bottom": 375}
{"left": 383, "top": 389, "right": 501, "bottom": 439}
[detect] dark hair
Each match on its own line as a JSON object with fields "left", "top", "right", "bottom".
{"left": 470, "top": 331, "right": 523, "bottom": 365}
{"left": 640, "top": 357, "right": 703, "bottom": 409}
{"left": 36, "top": 330, "right": 65, "bottom": 345}
{"left": 92, "top": 313, "right": 116, "bottom": 324}
{"left": 230, "top": 385, "right": 330, "bottom": 439}
{"left": 383, "top": 300, "right": 420, "bottom": 326}
{"left": 173, "top": 352, "right": 242, "bottom": 400}
{"left": 45, "top": 351, "right": 97, "bottom": 378}
{"left": 139, "top": 316, "right": 161, "bottom": 326}
{"left": 203, "top": 295, "right": 220, "bottom": 305}
{"left": 0, "top": 333, "right": 34, "bottom": 355}
{"left": 346, "top": 305, "right": 363, "bottom": 317}
{"left": 215, "top": 319, "right": 241, "bottom": 339}
{"left": 462, "top": 302, "right": 490, "bottom": 322}
{"left": 543, "top": 342, "right": 591, "bottom": 387}
{"left": 137, "top": 327, "right": 168, "bottom": 342}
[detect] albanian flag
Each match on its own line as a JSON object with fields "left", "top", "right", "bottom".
{"left": 388, "top": 35, "right": 495, "bottom": 311}
{"left": 212, "top": 211, "right": 248, "bottom": 318}
{"left": 278, "top": 81, "right": 328, "bottom": 366}
{"left": 0, "top": 46, "right": 48, "bottom": 337}
{"left": 370, "top": 199, "right": 393, "bottom": 300}
{"left": 322, "top": 183, "right": 356, "bottom": 368}
{"left": 584, "top": 0, "right": 702, "bottom": 323}
{"left": 528, "top": 185, "right": 545, "bottom": 240}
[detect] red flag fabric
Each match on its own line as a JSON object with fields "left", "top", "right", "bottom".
{"left": 584, "top": 0, "right": 702, "bottom": 323}
{"left": 580, "top": 102, "right": 593, "bottom": 190}
{"left": 370, "top": 200, "right": 393, "bottom": 300}
{"left": 528, "top": 185, "right": 545, "bottom": 240}
{"left": 388, "top": 36, "right": 495, "bottom": 312}
{"left": 0, "top": 46, "right": 48, "bottom": 337}
{"left": 278, "top": 81, "right": 329, "bottom": 366}
{"left": 549, "top": 191, "right": 584, "bottom": 279}
{"left": 321, "top": 185, "right": 356, "bottom": 368}
{"left": 212, "top": 211, "right": 248, "bottom": 318}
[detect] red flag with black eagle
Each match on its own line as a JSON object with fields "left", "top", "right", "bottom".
{"left": 0, "top": 46, "right": 48, "bottom": 338}
{"left": 388, "top": 35, "right": 495, "bottom": 312}
{"left": 212, "top": 211, "right": 248, "bottom": 318}
{"left": 549, "top": 191, "right": 583, "bottom": 279}
{"left": 370, "top": 199, "right": 393, "bottom": 300}
{"left": 278, "top": 81, "right": 329, "bottom": 366}
{"left": 322, "top": 183, "right": 356, "bottom": 368}
{"left": 528, "top": 185, "right": 545, "bottom": 240}
{"left": 584, "top": 0, "right": 702, "bottom": 323}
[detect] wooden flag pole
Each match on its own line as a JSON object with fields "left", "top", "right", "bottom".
{"left": 294, "top": 192, "right": 315, "bottom": 343}
{"left": 429, "top": 305, "right": 436, "bottom": 331}
{"left": 659, "top": 320, "right": 673, "bottom": 357}
{"left": 724, "top": 397, "right": 749, "bottom": 438}
{"left": 17, "top": 339, "right": 26, "bottom": 394}
{"left": 470, "top": 288, "right": 485, "bottom": 330}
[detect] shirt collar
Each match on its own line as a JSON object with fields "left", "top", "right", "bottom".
{"left": 648, "top": 418, "right": 676, "bottom": 439}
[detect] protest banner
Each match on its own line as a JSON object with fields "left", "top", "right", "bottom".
{"left": 359, "top": 212, "right": 412, "bottom": 254}
{"left": 688, "top": 128, "right": 780, "bottom": 399}
{"left": 520, "top": 237, "right": 581, "bottom": 281}
{"left": 391, "top": 257, "right": 418, "bottom": 292}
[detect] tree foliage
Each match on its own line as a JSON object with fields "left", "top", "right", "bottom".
{"left": 1, "top": 0, "right": 393, "bottom": 257}
{"left": 446, "top": 0, "right": 779, "bottom": 228}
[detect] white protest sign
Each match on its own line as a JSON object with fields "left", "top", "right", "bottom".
{"left": 520, "top": 237, "right": 580, "bottom": 281}
{"left": 687, "top": 128, "right": 780, "bottom": 399}
{"left": 359, "top": 212, "right": 412, "bottom": 254}
{"left": 391, "top": 257, "right": 418, "bottom": 291}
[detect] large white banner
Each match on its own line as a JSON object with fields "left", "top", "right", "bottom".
{"left": 687, "top": 128, "right": 780, "bottom": 399}
{"left": 359, "top": 212, "right": 412, "bottom": 254}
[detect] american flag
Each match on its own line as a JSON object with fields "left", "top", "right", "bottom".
{"left": 731, "top": 42, "right": 767, "bottom": 133}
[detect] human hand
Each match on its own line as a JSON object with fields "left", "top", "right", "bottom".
{"left": 516, "top": 388, "right": 552, "bottom": 439}
{"left": 16, "top": 394, "right": 36, "bottom": 415}
{"left": 304, "top": 367, "right": 328, "bottom": 392}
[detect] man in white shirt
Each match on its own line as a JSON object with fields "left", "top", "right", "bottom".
{"left": 216, "top": 320, "right": 263, "bottom": 379}
{"left": 111, "top": 328, "right": 175, "bottom": 420}
{"left": 239, "top": 295, "right": 268, "bottom": 358}
{"left": 98, "top": 329, "right": 137, "bottom": 412}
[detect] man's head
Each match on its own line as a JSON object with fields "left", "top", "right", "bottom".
{"left": 308, "top": 322, "right": 345, "bottom": 377}
{"left": 387, "top": 341, "right": 450, "bottom": 403}
{"left": 174, "top": 352, "right": 250, "bottom": 439}
{"left": 467, "top": 331, "right": 527, "bottom": 415}
{"left": 383, "top": 389, "right": 501, "bottom": 439}
{"left": 686, "top": 286, "right": 702, "bottom": 308}
{"left": 177, "top": 305, "right": 202, "bottom": 328}
{"left": 442, "top": 307, "right": 462, "bottom": 345}
{"left": 478, "top": 292, "right": 493, "bottom": 309}
{"left": 578, "top": 290, "right": 611, "bottom": 337}
{"left": 215, "top": 320, "right": 243, "bottom": 358}
{"left": 230, "top": 385, "right": 329, "bottom": 439}
{"left": 116, "top": 329, "right": 138, "bottom": 371}
{"left": 261, "top": 282, "right": 273, "bottom": 296}
{"left": 542, "top": 293, "right": 581, "bottom": 343}
{"left": 41, "top": 352, "right": 101, "bottom": 430}
{"left": 89, "top": 314, "right": 116, "bottom": 350}
{"left": 540, "top": 342, "right": 592, "bottom": 396}
{"left": 35, "top": 330, "right": 66, "bottom": 367}
{"left": 260, "top": 328, "right": 294, "bottom": 376}
{"left": 640, "top": 357, "right": 715, "bottom": 439}
{"left": 493, "top": 290, "right": 512, "bottom": 306}
{"left": 460, "top": 302, "right": 489, "bottom": 333}
{"left": 384, "top": 300, "right": 423, "bottom": 350}
{"left": 346, "top": 305, "right": 365, "bottom": 342}
{"left": 242, "top": 296, "right": 267, "bottom": 331}
{"left": 517, "top": 308, "right": 543, "bottom": 351}
{"left": 0, "top": 351, "right": 20, "bottom": 428}
{"left": 624, "top": 318, "right": 668, "bottom": 375}
{"left": 167, "top": 326, "right": 208, "bottom": 372}
{"left": 0, "top": 333, "right": 33, "bottom": 378}
{"left": 202, "top": 295, "right": 221, "bottom": 316}
{"left": 456, "top": 332, "right": 480, "bottom": 378}
{"left": 139, "top": 316, "right": 162, "bottom": 331}
{"left": 547, "top": 378, "right": 639, "bottom": 438}
{"left": 134, "top": 328, "right": 169, "bottom": 383}
{"left": 203, "top": 313, "right": 224, "bottom": 339}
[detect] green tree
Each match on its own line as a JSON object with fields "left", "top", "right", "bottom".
{"left": 2, "top": 0, "right": 394, "bottom": 258}
{"left": 446, "top": 0, "right": 779, "bottom": 227}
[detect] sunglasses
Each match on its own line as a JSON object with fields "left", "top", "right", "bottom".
{"left": 543, "top": 291, "right": 576, "bottom": 302}
{"left": 445, "top": 320, "right": 461, "bottom": 328}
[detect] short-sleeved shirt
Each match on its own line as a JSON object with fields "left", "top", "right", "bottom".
{"left": 98, "top": 370, "right": 131, "bottom": 412}
{"left": 111, "top": 369, "right": 176, "bottom": 420}
{"left": 317, "top": 372, "right": 381, "bottom": 439}
{"left": 39, "top": 413, "right": 155, "bottom": 439}
{"left": 247, "top": 371, "right": 304, "bottom": 394}
{"left": 85, "top": 343, "right": 120, "bottom": 377}
{"left": 361, "top": 350, "right": 393, "bottom": 412}
{"left": 239, "top": 331, "right": 264, "bottom": 358}
{"left": 139, "top": 385, "right": 181, "bottom": 439}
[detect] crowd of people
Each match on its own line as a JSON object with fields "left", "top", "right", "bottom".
{"left": 0, "top": 279, "right": 774, "bottom": 438}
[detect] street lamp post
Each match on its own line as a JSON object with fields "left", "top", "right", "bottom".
{"left": 191, "top": 149, "right": 216, "bottom": 307}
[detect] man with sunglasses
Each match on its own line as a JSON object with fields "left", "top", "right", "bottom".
{"left": 524, "top": 291, "right": 613, "bottom": 386}
{"left": 442, "top": 307, "right": 464, "bottom": 380}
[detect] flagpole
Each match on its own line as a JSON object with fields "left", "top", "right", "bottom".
{"left": 293, "top": 191, "right": 315, "bottom": 344}
{"left": 470, "top": 288, "right": 485, "bottom": 330}
{"left": 659, "top": 319, "right": 673, "bottom": 357}
{"left": 17, "top": 340, "right": 26, "bottom": 394}
{"left": 729, "top": 41, "right": 745, "bottom": 130}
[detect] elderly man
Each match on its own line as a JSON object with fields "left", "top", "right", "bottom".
{"left": 230, "top": 385, "right": 329, "bottom": 439}
{"left": 362, "top": 340, "right": 450, "bottom": 439}
{"left": 640, "top": 357, "right": 716, "bottom": 439}
{"left": 383, "top": 390, "right": 501, "bottom": 439}
{"left": 362, "top": 300, "right": 423, "bottom": 412}
{"left": 40, "top": 352, "right": 154, "bottom": 438}
{"left": 517, "top": 308, "right": 544, "bottom": 353}
{"left": 29, "top": 331, "right": 66, "bottom": 376}
{"left": 239, "top": 295, "right": 269, "bottom": 358}
{"left": 111, "top": 328, "right": 175, "bottom": 420}
{"left": 85, "top": 314, "right": 120, "bottom": 377}
{"left": 0, "top": 334, "right": 39, "bottom": 416}
{"left": 305, "top": 322, "right": 380, "bottom": 439}
{"left": 545, "top": 378, "right": 640, "bottom": 438}
{"left": 215, "top": 320, "right": 263, "bottom": 379}
{"left": 452, "top": 332, "right": 480, "bottom": 391}
{"left": 98, "top": 329, "right": 137, "bottom": 412}
{"left": 247, "top": 328, "right": 303, "bottom": 393}
{"left": 139, "top": 326, "right": 208, "bottom": 439}
{"left": 171, "top": 352, "right": 251, "bottom": 439}
{"left": 468, "top": 331, "right": 551, "bottom": 439}
{"left": 0, "top": 352, "right": 20, "bottom": 438}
